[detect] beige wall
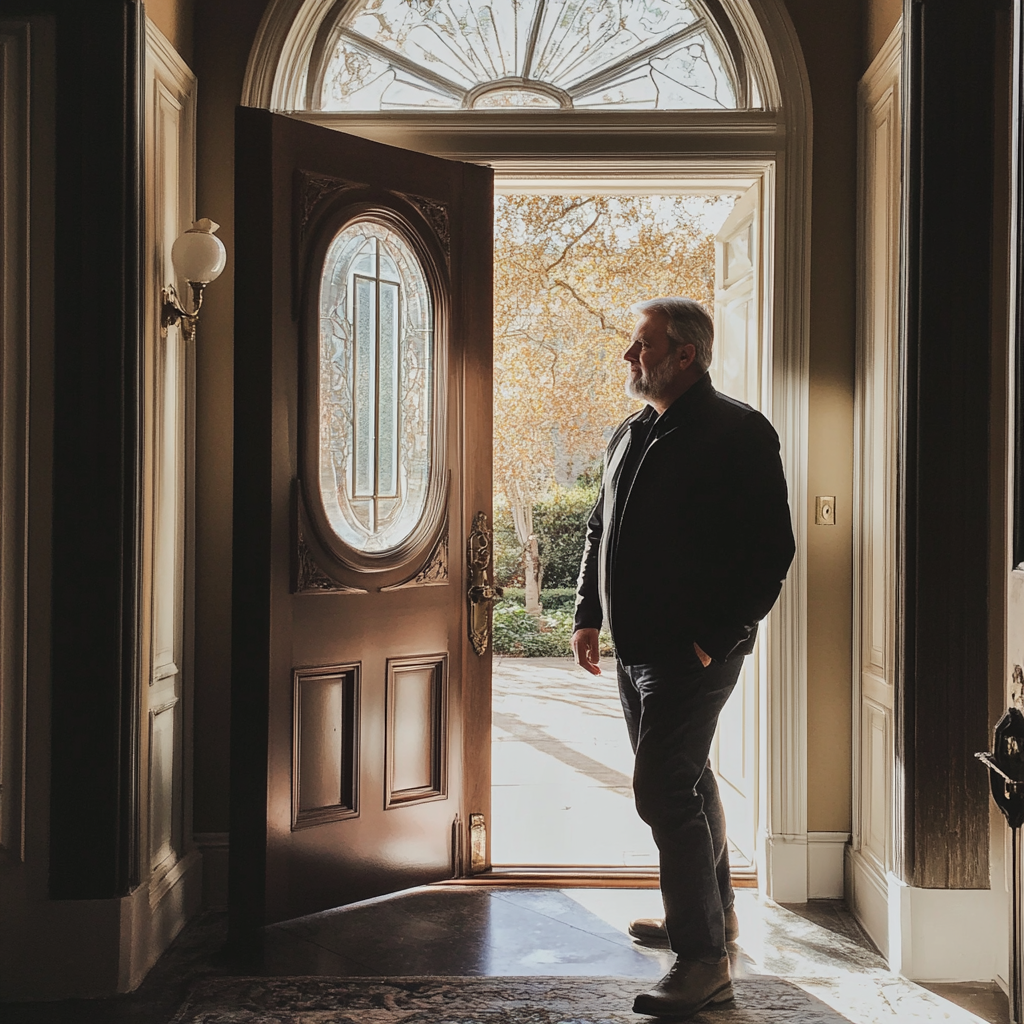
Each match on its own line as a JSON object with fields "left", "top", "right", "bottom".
{"left": 186, "top": 0, "right": 863, "bottom": 846}
{"left": 866, "top": 0, "right": 902, "bottom": 69}
{"left": 786, "top": 0, "right": 862, "bottom": 833}
{"left": 146, "top": 0, "right": 195, "bottom": 65}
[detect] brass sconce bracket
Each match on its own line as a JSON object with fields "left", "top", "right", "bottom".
{"left": 161, "top": 281, "right": 208, "bottom": 344}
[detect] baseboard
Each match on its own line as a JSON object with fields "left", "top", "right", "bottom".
{"left": 194, "top": 832, "right": 229, "bottom": 908}
{"left": 0, "top": 849, "right": 202, "bottom": 1000}
{"left": 763, "top": 832, "right": 807, "bottom": 903}
{"left": 764, "top": 831, "right": 848, "bottom": 903}
{"left": 807, "top": 831, "right": 849, "bottom": 899}
{"left": 846, "top": 847, "right": 889, "bottom": 956}
{"left": 847, "top": 847, "right": 1005, "bottom": 982}
{"left": 888, "top": 874, "right": 1001, "bottom": 981}
{"left": 122, "top": 848, "right": 203, "bottom": 991}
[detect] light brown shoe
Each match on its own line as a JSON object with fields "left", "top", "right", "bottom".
{"left": 627, "top": 917, "right": 671, "bottom": 946}
{"left": 628, "top": 906, "right": 740, "bottom": 946}
{"left": 632, "top": 956, "right": 734, "bottom": 1018}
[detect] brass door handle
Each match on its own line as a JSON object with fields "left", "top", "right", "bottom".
{"left": 467, "top": 512, "right": 500, "bottom": 655}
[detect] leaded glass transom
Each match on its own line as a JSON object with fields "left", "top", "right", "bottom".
{"left": 319, "top": 219, "right": 434, "bottom": 554}
{"left": 320, "top": 0, "right": 738, "bottom": 111}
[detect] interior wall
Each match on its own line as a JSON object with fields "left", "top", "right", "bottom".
{"left": 146, "top": 0, "right": 195, "bottom": 66}
{"left": 865, "top": 0, "right": 902, "bottom": 68}
{"left": 187, "top": 0, "right": 865, "bottom": 865}
{"left": 784, "top": 0, "right": 862, "bottom": 834}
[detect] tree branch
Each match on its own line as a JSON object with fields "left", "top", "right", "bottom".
{"left": 552, "top": 278, "right": 631, "bottom": 339}
{"left": 544, "top": 210, "right": 602, "bottom": 274}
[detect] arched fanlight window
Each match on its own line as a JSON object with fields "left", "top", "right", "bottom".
{"left": 314, "top": 0, "right": 745, "bottom": 112}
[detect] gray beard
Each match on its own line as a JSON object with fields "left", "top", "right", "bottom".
{"left": 625, "top": 356, "right": 679, "bottom": 402}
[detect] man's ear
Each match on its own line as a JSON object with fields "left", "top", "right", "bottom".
{"left": 678, "top": 343, "right": 698, "bottom": 369}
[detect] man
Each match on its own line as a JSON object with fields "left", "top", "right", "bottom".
{"left": 571, "top": 298, "right": 795, "bottom": 1019}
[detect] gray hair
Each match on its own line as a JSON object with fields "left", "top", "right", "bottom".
{"left": 630, "top": 297, "right": 714, "bottom": 373}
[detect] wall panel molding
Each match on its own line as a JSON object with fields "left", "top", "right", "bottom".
{"left": 141, "top": 12, "right": 196, "bottom": 907}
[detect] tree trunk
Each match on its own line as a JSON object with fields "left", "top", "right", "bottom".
{"left": 508, "top": 484, "right": 543, "bottom": 617}
{"left": 523, "top": 534, "right": 543, "bottom": 617}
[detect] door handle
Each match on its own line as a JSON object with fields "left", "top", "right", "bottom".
{"left": 467, "top": 511, "right": 502, "bottom": 655}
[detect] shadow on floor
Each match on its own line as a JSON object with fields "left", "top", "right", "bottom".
{"left": 3, "top": 891, "right": 1012, "bottom": 1024}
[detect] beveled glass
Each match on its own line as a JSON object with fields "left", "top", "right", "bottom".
{"left": 318, "top": 219, "right": 434, "bottom": 553}
{"left": 319, "top": 0, "right": 738, "bottom": 111}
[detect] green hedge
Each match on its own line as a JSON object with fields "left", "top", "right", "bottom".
{"left": 533, "top": 484, "right": 600, "bottom": 587}
{"left": 492, "top": 600, "right": 614, "bottom": 658}
{"left": 501, "top": 587, "right": 577, "bottom": 613}
{"left": 493, "top": 503, "right": 523, "bottom": 587}
{"left": 493, "top": 482, "right": 600, "bottom": 590}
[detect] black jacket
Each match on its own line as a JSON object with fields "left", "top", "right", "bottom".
{"left": 573, "top": 373, "right": 795, "bottom": 665}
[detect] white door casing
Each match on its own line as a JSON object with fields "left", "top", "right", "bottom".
{"left": 850, "top": 23, "right": 900, "bottom": 957}
{"left": 141, "top": 19, "right": 198, "bottom": 910}
{"left": 710, "top": 181, "right": 765, "bottom": 871}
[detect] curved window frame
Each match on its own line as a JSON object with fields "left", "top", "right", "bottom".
{"left": 305, "top": 0, "right": 749, "bottom": 113}
{"left": 301, "top": 198, "right": 450, "bottom": 578}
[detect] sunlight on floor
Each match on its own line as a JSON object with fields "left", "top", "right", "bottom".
{"left": 566, "top": 888, "right": 1000, "bottom": 1023}
{"left": 491, "top": 655, "right": 658, "bottom": 865}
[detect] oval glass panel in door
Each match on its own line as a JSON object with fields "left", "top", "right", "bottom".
{"left": 319, "top": 219, "right": 433, "bottom": 554}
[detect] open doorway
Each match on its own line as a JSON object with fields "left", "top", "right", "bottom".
{"left": 490, "top": 180, "right": 767, "bottom": 875}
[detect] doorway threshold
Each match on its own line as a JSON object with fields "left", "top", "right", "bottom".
{"left": 436, "top": 866, "right": 757, "bottom": 889}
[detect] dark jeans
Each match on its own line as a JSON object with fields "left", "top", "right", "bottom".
{"left": 617, "top": 650, "right": 744, "bottom": 961}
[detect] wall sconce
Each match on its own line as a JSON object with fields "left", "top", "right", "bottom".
{"left": 161, "top": 218, "right": 227, "bottom": 343}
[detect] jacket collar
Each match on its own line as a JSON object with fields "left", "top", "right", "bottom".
{"left": 641, "top": 371, "right": 715, "bottom": 432}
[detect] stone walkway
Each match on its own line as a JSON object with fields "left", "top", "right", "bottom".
{"left": 491, "top": 655, "right": 659, "bottom": 866}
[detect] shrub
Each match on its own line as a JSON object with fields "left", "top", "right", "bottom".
{"left": 492, "top": 599, "right": 614, "bottom": 658}
{"left": 533, "top": 484, "right": 600, "bottom": 588}
{"left": 501, "top": 587, "right": 577, "bottom": 613}
{"left": 493, "top": 500, "right": 523, "bottom": 588}
{"left": 493, "top": 482, "right": 600, "bottom": 590}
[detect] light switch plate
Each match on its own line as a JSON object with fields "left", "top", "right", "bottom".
{"left": 815, "top": 496, "right": 836, "bottom": 526}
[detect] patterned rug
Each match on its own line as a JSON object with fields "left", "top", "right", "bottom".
{"left": 171, "top": 975, "right": 852, "bottom": 1022}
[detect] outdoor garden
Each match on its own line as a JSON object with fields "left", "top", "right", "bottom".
{"left": 491, "top": 192, "right": 731, "bottom": 656}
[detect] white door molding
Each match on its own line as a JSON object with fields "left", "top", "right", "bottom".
{"left": 851, "top": 15, "right": 900, "bottom": 949}
{"left": 129, "top": 15, "right": 202, "bottom": 985}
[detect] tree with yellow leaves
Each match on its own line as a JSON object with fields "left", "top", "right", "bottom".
{"left": 493, "top": 194, "right": 726, "bottom": 615}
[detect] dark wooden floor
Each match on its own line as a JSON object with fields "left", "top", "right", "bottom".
{"left": 3, "top": 891, "right": 1011, "bottom": 1023}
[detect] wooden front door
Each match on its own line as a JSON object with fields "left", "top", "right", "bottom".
{"left": 230, "top": 108, "right": 493, "bottom": 939}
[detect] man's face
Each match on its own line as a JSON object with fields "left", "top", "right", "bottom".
{"left": 623, "top": 311, "right": 684, "bottom": 401}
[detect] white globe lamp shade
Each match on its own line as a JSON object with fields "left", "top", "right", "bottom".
{"left": 171, "top": 218, "right": 227, "bottom": 284}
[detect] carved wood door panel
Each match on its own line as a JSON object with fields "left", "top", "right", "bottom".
{"left": 231, "top": 109, "right": 493, "bottom": 935}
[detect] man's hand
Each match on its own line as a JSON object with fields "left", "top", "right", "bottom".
{"left": 572, "top": 628, "right": 603, "bottom": 675}
{"left": 694, "top": 642, "right": 712, "bottom": 668}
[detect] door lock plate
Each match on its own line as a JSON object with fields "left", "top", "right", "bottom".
{"left": 467, "top": 511, "right": 501, "bottom": 655}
